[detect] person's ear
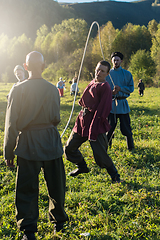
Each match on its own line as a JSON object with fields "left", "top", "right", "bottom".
{"left": 106, "top": 72, "right": 109, "bottom": 77}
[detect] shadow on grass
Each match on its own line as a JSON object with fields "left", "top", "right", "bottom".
{"left": 125, "top": 146, "right": 160, "bottom": 169}
{"left": 130, "top": 105, "right": 160, "bottom": 116}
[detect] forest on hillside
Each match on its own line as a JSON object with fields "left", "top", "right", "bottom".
{"left": 1, "top": 17, "right": 160, "bottom": 87}
{"left": 0, "top": 0, "right": 160, "bottom": 86}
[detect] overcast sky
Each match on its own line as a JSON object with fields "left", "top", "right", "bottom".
{"left": 58, "top": 0, "right": 135, "bottom": 3}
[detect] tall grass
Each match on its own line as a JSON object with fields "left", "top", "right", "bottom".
{"left": 0, "top": 82, "right": 159, "bottom": 239}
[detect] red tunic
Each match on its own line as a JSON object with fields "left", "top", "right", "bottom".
{"left": 73, "top": 79, "right": 112, "bottom": 140}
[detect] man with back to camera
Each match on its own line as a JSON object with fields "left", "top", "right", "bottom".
{"left": 3, "top": 51, "right": 68, "bottom": 240}
{"left": 106, "top": 52, "right": 134, "bottom": 150}
{"left": 64, "top": 60, "right": 121, "bottom": 183}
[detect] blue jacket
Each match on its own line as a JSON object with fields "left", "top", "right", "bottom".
{"left": 106, "top": 66, "right": 134, "bottom": 114}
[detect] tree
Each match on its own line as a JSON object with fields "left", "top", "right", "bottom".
{"left": 111, "top": 23, "right": 152, "bottom": 68}
{"left": 52, "top": 18, "right": 88, "bottom": 51}
{"left": 129, "top": 50, "right": 156, "bottom": 86}
{"left": 150, "top": 23, "right": 160, "bottom": 86}
{"left": 1, "top": 72, "right": 9, "bottom": 84}
{"left": 92, "top": 21, "right": 117, "bottom": 66}
{"left": 0, "top": 34, "right": 10, "bottom": 78}
{"left": 148, "top": 19, "right": 158, "bottom": 37}
{"left": 34, "top": 24, "right": 49, "bottom": 52}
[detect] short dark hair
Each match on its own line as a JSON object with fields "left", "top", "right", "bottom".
{"left": 98, "top": 60, "right": 111, "bottom": 73}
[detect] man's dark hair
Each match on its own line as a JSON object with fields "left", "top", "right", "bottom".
{"left": 99, "top": 60, "right": 111, "bottom": 73}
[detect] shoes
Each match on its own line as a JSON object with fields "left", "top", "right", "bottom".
{"left": 21, "top": 232, "right": 36, "bottom": 240}
{"left": 54, "top": 223, "right": 64, "bottom": 234}
{"left": 69, "top": 167, "right": 90, "bottom": 177}
{"left": 112, "top": 174, "right": 121, "bottom": 183}
{"left": 128, "top": 148, "right": 135, "bottom": 152}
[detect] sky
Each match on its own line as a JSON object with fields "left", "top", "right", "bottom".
{"left": 58, "top": 0, "right": 135, "bottom": 3}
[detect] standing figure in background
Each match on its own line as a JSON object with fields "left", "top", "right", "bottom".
{"left": 14, "top": 65, "right": 26, "bottom": 82}
{"left": 57, "top": 77, "right": 65, "bottom": 97}
{"left": 70, "top": 77, "right": 80, "bottom": 96}
{"left": 64, "top": 60, "right": 121, "bottom": 183}
{"left": 138, "top": 79, "right": 145, "bottom": 96}
{"left": 7, "top": 65, "right": 26, "bottom": 99}
{"left": 4, "top": 51, "right": 68, "bottom": 240}
{"left": 106, "top": 52, "right": 134, "bottom": 150}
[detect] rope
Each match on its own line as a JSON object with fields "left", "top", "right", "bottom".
{"left": 61, "top": 21, "right": 104, "bottom": 138}
{"left": 60, "top": 21, "right": 115, "bottom": 138}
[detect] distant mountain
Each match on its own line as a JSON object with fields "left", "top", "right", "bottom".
{"left": 0, "top": 0, "right": 160, "bottom": 40}
{"left": 62, "top": 0, "right": 160, "bottom": 30}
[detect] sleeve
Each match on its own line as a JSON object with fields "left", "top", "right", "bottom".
{"left": 51, "top": 87, "right": 61, "bottom": 126}
{"left": 88, "top": 82, "right": 112, "bottom": 140}
{"left": 119, "top": 71, "right": 134, "bottom": 95}
{"left": 3, "top": 87, "right": 21, "bottom": 160}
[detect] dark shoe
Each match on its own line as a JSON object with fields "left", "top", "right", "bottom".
{"left": 54, "top": 223, "right": 64, "bottom": 234}
{"left": 126, "top": 136, "right": 134, "bottom": 150}
{"left": 128, "top": 147, "right": 135, "bottom": 152}
{"left": 69, "top": 167, "right": 90, "bottom": 177}
{"left": 112, "top": 174, "right": 121, "bottom": 183}
{"left": 21, "top": 232, "right": 36, "bottom": 240}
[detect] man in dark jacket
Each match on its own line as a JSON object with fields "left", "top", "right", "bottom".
{"left": 138, "top": 79, "right": 145, "bottom": 96}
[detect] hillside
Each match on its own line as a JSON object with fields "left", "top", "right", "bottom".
{"left": 63, "top": 0, "right": 160, "bottom": 30}
{"left": 0, "top": 0, "right": 160, "bottom": 40}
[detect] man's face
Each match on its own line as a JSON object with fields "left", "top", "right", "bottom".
{"left": 95, "top": 63, "right": 109, "bottom": 82}
{"left": 15, "top": 69, "right": 25, "bottom": 81}
{"left": 112, "top": 56, "right": 122, "bottom": 69}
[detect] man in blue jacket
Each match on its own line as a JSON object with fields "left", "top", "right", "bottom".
{"left": 106, "top": 52, "right": 134, "bottom": 150}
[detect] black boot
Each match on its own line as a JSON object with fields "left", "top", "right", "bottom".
{"left": 54, "top": 222, "right": 64, "bottom": 234}
{"left": 126, "top": 136, "right": 134, "bottom": 150}
{"left": 107, "top": 164, "right": 121, "bottom": 183}
{"left": 21, "top": 232, "right": 36, "bottom": 240}
{"left": 69, "top": 159, "right": 90, "bottom": 177}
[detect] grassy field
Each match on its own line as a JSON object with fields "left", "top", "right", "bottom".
{"left": 0, "top": 82, "right": 159, "bottom": 240}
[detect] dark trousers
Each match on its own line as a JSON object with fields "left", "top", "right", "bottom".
{"left": 64, "top": 131, "right": 118, "bottom": 178}
{"left": 16, "top": 157, "right": 68, "bottom": 232}
{"left": 107, "top": 113, "right": 134, "bottom": 150}
{"left": 139, "top": 90, "right": 144, "bottom": 96}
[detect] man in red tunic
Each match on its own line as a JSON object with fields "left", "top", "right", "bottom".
{"left": 64, "top": 60, "right": 121, "bottom": 183}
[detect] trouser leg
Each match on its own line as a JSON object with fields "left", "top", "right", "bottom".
{"left": 16, "top": 157, "right": 41, "bottom": 232}
{"left": 107, "top": 113, "right": 117, "bottom": 148}
{"left": 64, "top": 131, "right": 88, "bottom": 167}
{"left": 89, "top": 133, "right": 119, "bottom": 180}
{"left": 43, "top": 158, "right": 68, "bottom": 223}
{"left": 119, "top": 113, "right": 134, "bottom": 150}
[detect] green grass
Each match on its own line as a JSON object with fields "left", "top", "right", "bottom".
{"left": 0, "top": 82, "right": 159, "bottom": 239}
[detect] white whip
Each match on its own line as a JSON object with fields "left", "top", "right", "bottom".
{"left": 61, "top": 21, "right": 115, "bottom": 138}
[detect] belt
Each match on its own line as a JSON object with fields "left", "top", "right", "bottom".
{"left": 22, "top": 123, "right": 54, "bottom": 131}
{"left": 81, "top": 106, "right": 90, "bottom": 116}
{"left": 112, "top": 96, "right": 127, "bottom": 100}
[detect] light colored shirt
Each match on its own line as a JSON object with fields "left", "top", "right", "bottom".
{"left": 106, "top": 66, "right": 134, "bottom": 114}
{"left": 4, "top": 78, "right": 63, "bottom": 161}
{"left": 70, "top": 82, "right": 79, "bottom": 93}
{"left": 57, "top": 80, "right": 65, "bottom": 89}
